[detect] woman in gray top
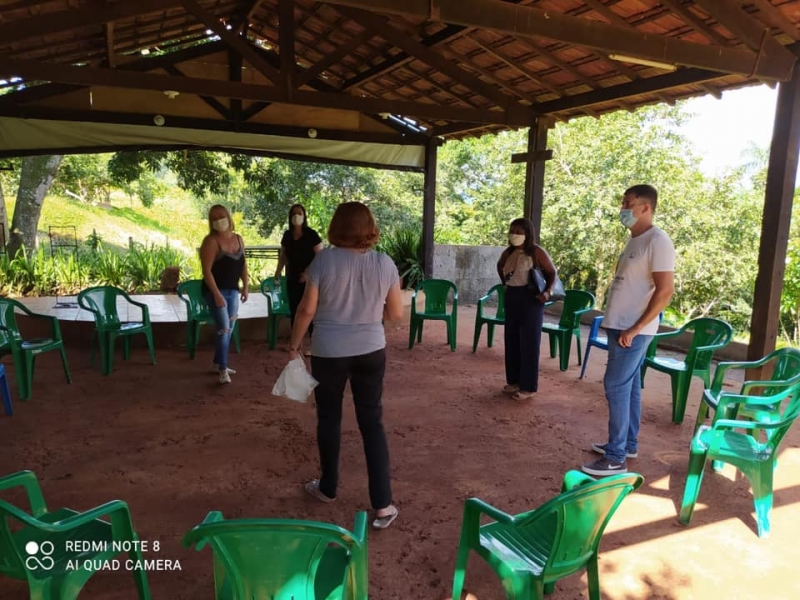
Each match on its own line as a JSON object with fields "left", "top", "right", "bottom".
{"left": 288, "top": 202, "right": 404, "bottom": 529}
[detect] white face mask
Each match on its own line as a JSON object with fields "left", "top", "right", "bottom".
{"left": 291, "top": 214, "right": 304, "bottom": 227}
{"left": 619, "top": 209, "right": 638, "bottom": 229}
{"left": 509, "top": 233, "right": 525, "bottom": 247}
{"left": 211, "top": 217, "right": 229, "bottom": 232}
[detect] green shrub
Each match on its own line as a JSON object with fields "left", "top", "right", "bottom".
{"left": 379, "top": 227, "right": 423, "bottom": 290}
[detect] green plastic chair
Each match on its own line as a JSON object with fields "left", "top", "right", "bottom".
{"left": 177, "top": 280, "right": 241, "bottom": 359}
{"left": 693, "top": 347, "right": 800, "bottom": 433}
{"left": 183, "top": 510, "right": 368, "bottom": 600}
{"left": 679, "top": 380, "right": 800, "bottom": 538}
{"left": 451, "top": 470, "right": 643, "bottom": 600}
{"left": 0, "top": 470, "right": 151, "bottom": 599}
{"left": 473, "top": 284, "right": 505, "bottom": 353}
{"left": 409, "top": 279, "right": 458, "bottom": 352}
{"left": 77, "top": 286, "right": 156, "bottom": 375}
{"left": 261, "top": 277, "right": 292, "bottom": 350}
{"left": 641, "top": 317, "right": 734, "bottom": 424}
{"left": 0, "top": 297, "right": 72, "bottom": 401}
{"left": 542, "top": 289, "right": 595, "bottom": 372}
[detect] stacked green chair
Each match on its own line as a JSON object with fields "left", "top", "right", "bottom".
{"left": 451, "top": 470, "right": 643, "bottom": 600}
{"left": 261, "top": 277, "right": 292, "bottom": 350}
{"left": 693, "top": 346, "right": 800, "bottom": 433}
{"left": 680, "top": 379, "right": 800, "bottom": 538}
{"left": 641, "top": 317, "right": 733, "bottom": 424}
{"left": 409, "top": 279, "right": 458, "bottom": 352}
{"left": 0, "top": 297, "right": 71, "bottom": 400}
{"left": 473, "top": 284, "right": 505, "bottom": 353}
{"left": 183, "top": 510, "right": 368, "bottom": 600}
{"left": 0, "top": 470, "right": 152, "bottom": 599}
{"left": 542, "top": 290, "right": 595, "bottom": 372}
{"left": 177, "top": 280, "right": 241, "bottom": 359}
{"left": 77, "top": 286, "right": 156, "bottom": 375}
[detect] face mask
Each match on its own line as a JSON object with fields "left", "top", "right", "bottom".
{"left": 211, "top": 218, "right": 229, "bottom": 232}
{"left": 509, "top": 234, "right": 525, "bottom": 247}
{"left": 619, "top": 209, "right": 638, "bottom": 229}
{"left": 291, "top": 214, "right": 304, "bottom": 226}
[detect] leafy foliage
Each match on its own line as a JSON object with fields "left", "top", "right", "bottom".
{"left": 378, "top": 226, "right": 423, "bottom": 289}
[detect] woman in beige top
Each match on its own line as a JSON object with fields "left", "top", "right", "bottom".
{"left": 496, "top": 218, "right": 557, "bottom": 399}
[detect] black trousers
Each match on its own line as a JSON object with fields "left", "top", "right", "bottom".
{"left": 287, "top": 279, "right": 312, "bottom": 335}
{"left": 503, "top": 285, "right": 545, "bottom": 393}
{"left": 311, "top": 349, "right": 392, "bottom": 509}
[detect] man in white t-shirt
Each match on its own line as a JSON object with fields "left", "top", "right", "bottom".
{"left": 582, "top": 184, "right": 675, "bottom": 476}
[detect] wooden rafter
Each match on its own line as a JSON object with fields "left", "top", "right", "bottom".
{"left": 337, "top": 6, "right": 531, "bottom": 111}
{"left": 467, "top": 36, "right": 563, "bottom": 97}
{"left": 746, "top": 0, "right": 800, "bottom": 41}
{"left": 319, "top": 0, "right": 796, "bottom": 79}
{"left": 0, "top": 55, "right": 532, "bottom": 126}
{"left": 180, "top": 0, "right": 284, "bottom": 86}
{"left": 657, "top": 0, "right": 729, "bottom": 46}
{"left": 294, "top": 30, "right": 373, "bottom": 88}
{"left": 164, "top": 64, "right": 232, "bottom": 119}
{"left": 279, "top": 0, "right": 295, "bottom": 90}
{"left": 106, "top": 22, "right": 117, "bottom": 68}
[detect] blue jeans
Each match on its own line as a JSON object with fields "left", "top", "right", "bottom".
{"left": 603, "top": 329, "right": 653, "bottom": 462}
{"left": 204, "top": 289, "right": 239, "bottom": 370}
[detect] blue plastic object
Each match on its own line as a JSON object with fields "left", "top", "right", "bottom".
{"left": 0, "top": 364, "right": 11, "bottom": 416}
{"left": 579, "top": 315, "right": 607, "bottom": 379}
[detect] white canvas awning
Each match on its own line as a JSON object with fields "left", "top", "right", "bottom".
{"left": 0, "top": 116, "right": 426, "bottom": 170}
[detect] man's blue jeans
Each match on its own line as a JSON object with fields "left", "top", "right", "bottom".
{"left": 204, "top": 289, "right": 239, "bottom": 371}
{"left": 603, "top": 329, "right": 653, "bottom": 462}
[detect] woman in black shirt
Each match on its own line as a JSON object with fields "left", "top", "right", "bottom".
{"left": 274, "top": 203, "right": 323, "bottom": 330}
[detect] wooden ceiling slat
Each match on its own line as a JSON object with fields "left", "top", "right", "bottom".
{"left": 294, "top": 30, "right": 373, "bottom": 87}
{"left": 467, "top": 36, "right": 563, "bottom": 96}
{"left": 746, "top": 0, "right": 800, "bottom": 41}
{"left": 656, "top": 0, "right": 730, "bottom": 45}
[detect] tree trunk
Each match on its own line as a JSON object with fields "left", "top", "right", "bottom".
{"left": 7, "top": 155, "right": 63, "bottom": 257}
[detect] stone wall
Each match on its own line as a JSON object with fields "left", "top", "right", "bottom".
{"left": 432, "top": 244, "right": 503, "bottom": 304}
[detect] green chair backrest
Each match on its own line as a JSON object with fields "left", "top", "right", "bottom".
{"left": 512, "top": 472, "right": 642, "bottom": 581}
{"left": 761, "top": 382, "right": 800, "bottom": 450}
{"left": 557, "top": 290, "right": 595, "bottom": 328}
{"left": 683, "top": 317, "right": 734, "bottom": 372}
{"left": 481, "top": 284, "right": 505, "bottom": 320}
{"left": 77, "top": 286, "right": 126, "bottom": 328}
{"left": 261, "top": 277, "right": 290, "bottom": 314}
{"left": 0, "top": 298, "right": 25, "bottom": 348}
{"left": 768, "top": 347, "right": 800, "bottom": 382}
{"left": 417, "top": 279, "right": 457, "bottom": 315}
{"left": 183, "top": 516, "right": 366, "bottom": 600}
{"left": 177, "top": 280, "right": 211, "bottom": 321}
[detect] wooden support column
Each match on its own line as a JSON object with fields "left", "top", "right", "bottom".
{"left": 520, "top": 117, "right": 552, "bottom": 239}
{"left": 747, "top": 65, "right": 800, "bottom": 375}
{"left": 421, "top": 138, "right": 438, "bottom": 279}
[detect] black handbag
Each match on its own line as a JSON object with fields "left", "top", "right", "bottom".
{"left": 527, "top": 251, "right": 567, "bottom": 302}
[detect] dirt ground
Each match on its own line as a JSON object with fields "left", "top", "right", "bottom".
{"left": 2, "top": 306, "right": 800, "bottom": 600}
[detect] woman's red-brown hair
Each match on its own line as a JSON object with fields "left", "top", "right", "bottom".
{"left": 327, "top": 202, "right": 379, "bottom": 249}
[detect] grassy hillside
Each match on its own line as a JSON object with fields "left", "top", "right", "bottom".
{"left": 4, "top": 190, "right": 272, "bottom": 257}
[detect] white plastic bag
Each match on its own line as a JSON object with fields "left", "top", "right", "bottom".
{"left": 272, "top": 357, "right": 319, "bottom": 402}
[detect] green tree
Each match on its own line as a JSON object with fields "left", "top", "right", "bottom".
{"left": 7, "top": 155, "right": 64, "bottom": 257}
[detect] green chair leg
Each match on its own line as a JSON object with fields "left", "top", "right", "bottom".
{"left": 575, "top": 334, "right": 583, "bottom": 365}
{"left": 232, "top": 320, "right": 241, "bottom": 353}
{"left": 59, "top": 346, "right": 72, "bottom": 383}
{"left": 450, "top": 543, "right": 469, "bottom": 600}
{"left": 186, "top": 319, "right": 197, "bottom": 359}
{"left": 586, "top": 554, "right": 600, "bottom": 600}
{"left": 751, "top": 463, "right": 775, "bottom": 538}
{"left": 559, "top": 333, "right": 572, "bottom": 371}
{"left": 145, "top": 330, "right": 156, "bottom": 365}
{"left": 123, "top": 336, "right": 131, "bottom": 361}
{"left": 487, "top": 323, "right": 495, "bottom": 348}
{"left": 548, "top": 334, "right": 558, "bottom": 359}
{"left": 472, "top": 321, "right": 483, "bottom": 353}
{"left": 679, "top": 451, "right": 708, "bottom": 525}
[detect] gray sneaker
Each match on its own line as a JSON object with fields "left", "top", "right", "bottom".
{"left": 591, "top": 443, "right": 638, "bottom": 459}
{"left": 218, "top": 370, "right": 231, "bottom": 384}
{"left": 581, "top": 457, "right": 627, "bottom": 477}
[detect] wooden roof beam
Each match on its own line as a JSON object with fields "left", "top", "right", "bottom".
{"left": 536, "top": 67, "right": 723, "bottom": 113}
{"left": 691, "top": 0, "right": 797, "bottom": 63}
{"left": 0, "top": 55, "right": 532, "bottom": 126}
{"left": 657, "top": 0, "right": 729, "bottom": 46}
{"left": 106, "top": 23, "right": 117, "bottom": 69}
{"left": 180, "top": 0, "right": 283, "bottom": 86}
{"left": 319, "top": 0, "right": 796, "bottom": 80}
{"left": 467, "top": 37, "right": 563, "bottom": 97}
{"left": 746, "top": 0, "right": 800, "bottom": 41}
{"left": 0, "top": 0, "right": 184, "bottom": 46}
{"left": 337, "top": 6, "right": 527, "bottom": 110}
{"left": 164, "top": 64, "right": 232, "bottom": 119}
{"left": 279, "top": 0, "right": 296, "bottom": 91}
{"left": 294, "top": 30, "right": 373, "bottom": 88}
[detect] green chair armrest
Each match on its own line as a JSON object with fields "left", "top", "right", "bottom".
{"left": 191, "top": 511, "right": 225, "bottom": 551}
{"left": 740, "top": 377, "right": 800, "bottom": 395}
{"left": 463, "top": 498, "right": 515, "bottom": 525}
{"left": 710, "top": 418, "right": 760, "bottom": 433}
{"left": 53, "top": 500, "right": 135, "bottom": 535}
{"left": 561, "top": 470, "right": 595, "bottom": 492}
{"left": 0, "top": 470, "right": 47, "bottom": 517}
{"left": 651, "top": 328, "right": 683, "bottom": 342}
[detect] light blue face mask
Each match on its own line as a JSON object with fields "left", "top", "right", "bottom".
{"left": 619, "top": 209, "right": 638, "bottom": 229}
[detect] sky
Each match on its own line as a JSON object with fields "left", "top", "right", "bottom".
{"left": 678, "top": 84, "right": 778, "bottom": 176}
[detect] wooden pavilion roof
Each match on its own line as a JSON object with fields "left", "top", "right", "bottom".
{"left": 0, "top": 0, "right": 799, "bottom": 156}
